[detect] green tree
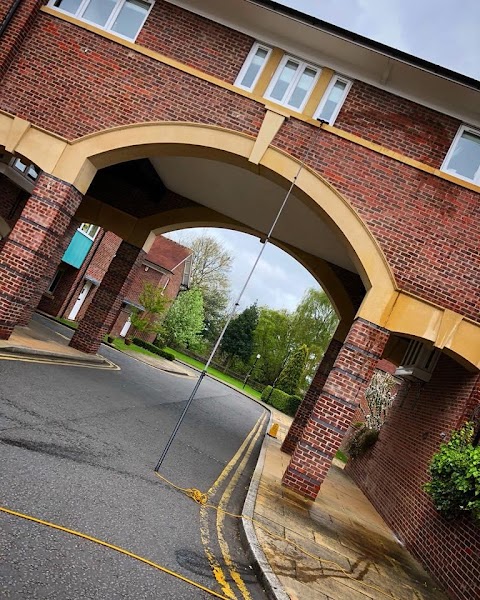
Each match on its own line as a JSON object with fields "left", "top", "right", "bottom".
{"left": 181, "top": 233, "right": 232, "bottom": 343}
{"left": 163, "top": 288, "right": 204, "bottom": 348}
{"left": 253, "top": 307, "right": 292, "bottom": 385}
{"left": 290, "top": 289, "right": 338, "bottom": 386}
{"left": 220, "top": 304, "right": 259, "bottom": 366}
{"left": 276, "top": 344, "right": 308, "bottom": 395}
{"left": 128, "top": 282, "right": 170, "bottom": 339}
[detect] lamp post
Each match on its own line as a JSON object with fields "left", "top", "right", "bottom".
{"left": 243, "top": 353, "right": 261, "bottom": 389}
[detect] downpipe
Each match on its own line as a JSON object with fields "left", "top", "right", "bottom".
{"left": 0, "top": 0, "right": 23, "bottom": 38}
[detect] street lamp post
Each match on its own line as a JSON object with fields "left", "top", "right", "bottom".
{"left": 243, "top": 354, "right": 261, "bottom": 389}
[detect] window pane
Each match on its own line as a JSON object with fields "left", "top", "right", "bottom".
{"left": 53, "top": 0, "right": 83, "bottom": 14}
{"left": 319, "top": 79, "right": 347, "bottom": 122}
{"left": 111, "top": 0, "right": 150, "bottom": 39}
{"left": 240, "top": 47, "right": 268, "bottom": 89}
{"left": 13, "top": 158, "right": 27, "bottom": 173}
{"left": 82, "top": 0, "right": 117, "bottom": 27}
{"left": 26, "top": 165, "right": 39, "bottom": 180}
{"left": 270, "top": 60, "right": 299, "bottom": 102}
{"left": 287, "top": 67, "right": 317, "bottom": 109}
{"left": 445, "top": 131, "right": 480, "bottom": 181}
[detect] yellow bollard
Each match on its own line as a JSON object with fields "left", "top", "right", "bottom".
{"left": 268, "top": 423, "right": 279, "bottom": 438}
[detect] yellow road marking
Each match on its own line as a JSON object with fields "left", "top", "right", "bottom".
{"left": 216, "top": 413, "right": 267, "bottom": 600}
{"left": 0, "top": 506, "right": 229, "bottom": 599}
{"left": 0, "top": 353, "right": 119, "bottom": 369}
{"left": 199, "top": 412, "right": 265, "bottom": 599}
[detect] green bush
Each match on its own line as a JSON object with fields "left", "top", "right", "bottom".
{"left": 132, "top": 338, "right": 175, "bottom": 361}
{"left": 347, "top": 426, "right": 379, "bottom": 458}
{"left": 285, "top": 395, "right": 302, "bottom": 417}
{"left": 261, "top": 386, "right": 273, "bottom": 402}
{"left": 261, "top": 386, "right": 300, "bottom": 416}
{"left": 424, "top": 422, "right": 480, "bottom": 524}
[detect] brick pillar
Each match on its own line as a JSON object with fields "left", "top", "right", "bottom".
{"left": 17, "top": 218, "right": 81, "bottom": 326}
{"left": 282, "top": 318, "right": 390, "bottom": 499}
{"left": 281, "top": 337, "right": 343, "bottom": 455}
{"left": 69, "top": 241, "right": 144, "bottom": 354}
{"left": 0, "top": 173, "right": 83, "bottom": 339}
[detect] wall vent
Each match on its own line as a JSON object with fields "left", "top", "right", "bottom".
{"left": 395, "top": 339, "right": 440, "bottom": 382}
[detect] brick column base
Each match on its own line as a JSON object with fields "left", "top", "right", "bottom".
{"left": 281, "top": 338, "right": 343, "bottom": 455}
{"left": 282, "top": 318, "right": 390, "bottom": 499}
{"left": 69, "top": 241, "right": 144, "bottom": 354}
{"left": 17, "top": 218, "right": 81, "bottom": 327}
{"left": 0, "top": 174, "right": 83, "bottom": 339}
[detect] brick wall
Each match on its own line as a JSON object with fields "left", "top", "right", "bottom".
{"left": 336, "top": 80, "right": 461, "bottom": 167}
{"left": 137, "top": 1, "right": 254, "bottom": 83}
{"left": 347, "top": 355, "right": 480, "bottom": 600}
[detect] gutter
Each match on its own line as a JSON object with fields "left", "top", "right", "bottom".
{"left": 245, "top": 0, "right": 480, "bottom": 91}
{"left": 0, "top": 0, "right": 23, "bottom": 38}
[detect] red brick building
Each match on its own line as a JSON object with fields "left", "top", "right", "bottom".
{"left": 0, "top": 2, "right": 479, "bottom": 597}
{"left": 38, "top": 227, "right": 191, "bottom": 341}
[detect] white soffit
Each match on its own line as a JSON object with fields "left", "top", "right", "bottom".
{"left": 166, "top": 0, "right": 480, "bottom": 127}
{"left": 150, "top": 156, "right": 357, "bottom": 273}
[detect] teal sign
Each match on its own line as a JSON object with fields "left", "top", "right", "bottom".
{"left": 62, "top": 230, "right": 93, "bottom": 269}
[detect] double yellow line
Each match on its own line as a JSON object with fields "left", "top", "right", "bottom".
{"left": 200, "top": 411, "right": 267, "bottom": 600}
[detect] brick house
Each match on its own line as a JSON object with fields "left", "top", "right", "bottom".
{"left": 0, "top": 2, "right": 479, "bottom": 597}
{"left": 38, "top": 226, "right": 191, "bottom": 341}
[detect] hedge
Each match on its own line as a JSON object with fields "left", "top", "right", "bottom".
{"left": 261, "top": 386, "right": 302, "bottom": 417}
{"left": 132, "top": 338, "right": 175, "bottom": 361}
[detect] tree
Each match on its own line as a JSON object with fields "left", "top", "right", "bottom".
{"left": 162, "top": 288, "right": 204, "bottom": 348}
{"left": 187, "top": 234, "right": 232, "bottom": 292}
{"left": 290, "top": 289, "right": 338, "bottom": 386}
{"left": 128, "top": 282, "right": 170, "bottom": 339}
{"left": 181, "top": 233, "right": 233, "bottom": 343}
{"left": 253, "top": 307, "right": 292, "bottom": 385}
{"left": 220, "top": 304, "right": 259, "bottom": 366}
{"left": 276, "top": 344, "right": 308, "bottom": 395}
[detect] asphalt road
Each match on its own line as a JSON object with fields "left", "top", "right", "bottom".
{"left": 0, "top": 316, "right": 269, "bottom": 599}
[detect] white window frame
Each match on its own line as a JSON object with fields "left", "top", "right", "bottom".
{"left": 441, "top": 124, "right": 480, "bottom": 185}
{"left": 10, "top": 157, "right": 39, "bottom": 181}
{"left": 314, "top": 74, "right": 352, "bottom": 125}
{"left": 235, "top": 42, "right": 272, "bottom": 92}
{"left": 264, "top": 54, "right": 321, "bottom": 112}
{"left": 48, "top": 0, "right": 154, "bottom": 42}
{"left": 78, "top": 223, "right": 100, "bottom": 240}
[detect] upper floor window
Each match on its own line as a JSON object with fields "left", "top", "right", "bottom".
{"left": 235, "top": 43, "right": 271, "bottom": 91}
{"left": 441, "top": 125, "right": 480, "bottom": 185}
{"left": 11, "top": 158, "right": 39, "bottom": 181}
{"left": 265, "top": 55, "right": 320, "bottom": 111}
{"left": 49, "top": 0, "right": 154, "bottom": 41}
{"left": 78, "top": 223, "right": 100, "bottom": 240}
{"left": 314, "top": 75, "right": 352, "bottom": 125}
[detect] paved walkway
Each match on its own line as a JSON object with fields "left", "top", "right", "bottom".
{"left": 253, "top": 411, "right": 448, "bottom": 600}
{"left": 1, "top": 315, "right": 448, "bottom": 599}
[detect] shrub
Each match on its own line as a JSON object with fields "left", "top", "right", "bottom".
{"left": 132, "top": 338, "right": 175, "bottom": 361}
{"left": 261, "top": 386, "right": 300, "bottom": 416}
{"left": 424, "top": 422, "right": 480, "bottom": 524}
{"left": 347, "top": 426, "right": 379, "bottom": 458}
{"left": 285, "top": 395, "right": 302, "bottom": 417}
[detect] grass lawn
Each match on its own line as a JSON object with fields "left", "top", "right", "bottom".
{"left": 53, "top": 316, "right": 78, "bottom": 330}
{"left": 164, "top": 347, "right": 262, "bottom": 400}
{"left": 335, "top": 449, "right": 348, "bottom": 463}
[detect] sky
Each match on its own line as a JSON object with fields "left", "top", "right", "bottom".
{"left": 171, "top": 1, "right": 478, "bottom": 313}
{"left": 277, "top": 0, "right": 480, "bottom": 80}
{"left": 167, "top": 228, "right": 319, "bottom": 313}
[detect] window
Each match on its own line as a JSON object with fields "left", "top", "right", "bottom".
{"left": 78, "top": 223, "right": 100, "bottom": 240}
{"left": 235, "top": 43, "right": 271, "bottom": 91}
{"left": 11, "top": 157, "right": 39, "bottom": 181}
{"left": 441, "top": 125, "right": 480, "bottom": 185}
{"left": 314, "top": 75, "right": 352, "bottom": 125}
{"left": 48, "top": 267, "right": 66, "bottom": 293}
{"left": 265, "top": 55, "right": 320, "bottom": 111}
{"left": 49, "top": 0, "right": 153, "bottom": 41}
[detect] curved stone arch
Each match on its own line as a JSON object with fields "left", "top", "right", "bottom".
{"left": 51, "top": 122, "right": 396, "bottom": 326}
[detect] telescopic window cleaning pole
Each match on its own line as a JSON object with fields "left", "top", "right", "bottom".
{"left": 154, "top": 162, "right": 304, "bottom": 472}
